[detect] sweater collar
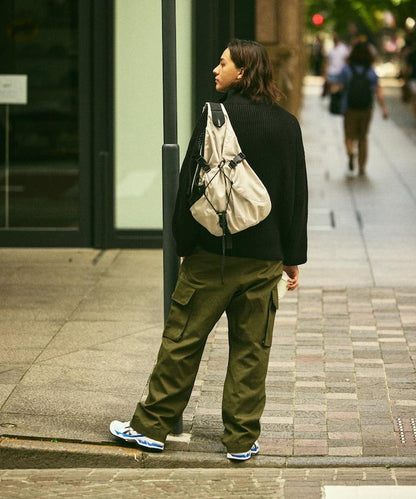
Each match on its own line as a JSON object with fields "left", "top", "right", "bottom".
{"left": 220, "top": 88, "right": 251, "bottom": 104}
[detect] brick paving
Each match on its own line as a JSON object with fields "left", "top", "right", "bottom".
{"left": 178, "top": 287, "right": 416, "bottom": 458}
{"left": 1, "top": 467, "right": 416, "bottom": 498}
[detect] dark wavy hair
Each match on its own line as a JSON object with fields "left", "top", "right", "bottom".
{"left": 227, "top": 39, "right": 283, "bottom": 105}
{"left": 347, "top": 41, "right": 375, "bottom": 68}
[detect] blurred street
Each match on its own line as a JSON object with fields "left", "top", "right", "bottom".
{"left": 1, "top": 77, "right": 416, "bottom": 497}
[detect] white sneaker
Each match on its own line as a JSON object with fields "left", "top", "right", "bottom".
{"left": 109, "top": 420, "right": 164, "bottom": 451}
{"left": 227, "top": 441, "right": 260, "bottom": 461}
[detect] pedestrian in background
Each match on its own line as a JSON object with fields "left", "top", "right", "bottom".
{"left": 338, "top": 41, "right": 388, "bottom": 175}
{"left": 325, "top": 34, "right": 350, "bottom": 85}
{"left": 323, "top": 33, "right": 350, "bottom": 100}
{"left": 406, "top": 39, "right": 416, "bottom": 120}
{"left": 110, "top": 39, "right": 308, "bottom": 462}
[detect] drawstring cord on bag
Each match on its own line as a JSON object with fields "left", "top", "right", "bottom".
{"left": 200, "top": 154, "right": 246, "bottom": 284}
{"left": 217, "top": 154, "right": 245, "bottom": 282}
{"left": 218, "top": 211, "right": 232, "bottom": 284}
{"left": 202, "top": 160, "right": 233, "bottom": 284}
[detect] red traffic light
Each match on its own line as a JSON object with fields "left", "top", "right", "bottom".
{"left": 312, "top": 13, "right": 324, "bottom": 26}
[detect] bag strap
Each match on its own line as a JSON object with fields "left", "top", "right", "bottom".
{"left": 195, "top": 102, "right": 224, "bottom": 158}
{"left": 209, "top": 102, "right": 225, "bottom": 128}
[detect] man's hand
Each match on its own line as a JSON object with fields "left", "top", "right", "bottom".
{"left": 282, "top": 265, "right": 299, "bottom": 291}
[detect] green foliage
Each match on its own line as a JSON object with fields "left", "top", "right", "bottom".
{"left": 306, "top": 0, "right": 416, "bottom": 36}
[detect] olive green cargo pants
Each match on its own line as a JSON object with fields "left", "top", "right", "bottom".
{"left": 131, "top": 248, "right": 282, "bottom": 453}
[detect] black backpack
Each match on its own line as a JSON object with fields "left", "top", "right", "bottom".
{"left": 347, "top": 65, "right": 373, "bottom": 110}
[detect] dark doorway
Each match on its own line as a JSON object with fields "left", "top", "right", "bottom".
{"left": 0, "top": 0, "right": 113, "bottom": 247}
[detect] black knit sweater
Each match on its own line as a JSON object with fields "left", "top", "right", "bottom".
{"left": 172, "top": 91, "right": 308, "bottom": 266}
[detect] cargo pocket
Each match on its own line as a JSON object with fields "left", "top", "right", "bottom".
{"left": 263, "top": 287, "right": 279, "bottom": 347}
{"left": 163, "top": 280, "right": 196, "bottom": 342}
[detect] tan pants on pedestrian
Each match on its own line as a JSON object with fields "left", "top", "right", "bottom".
{"left": 131, "top": 247, "right": 282, "bottom": 453}
{"left": 344, "top": 107, "right": 373, "bottom": 172}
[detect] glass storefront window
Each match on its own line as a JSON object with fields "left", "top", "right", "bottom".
{"left": 0, "top": 0, "right": 79, "bottom": 229}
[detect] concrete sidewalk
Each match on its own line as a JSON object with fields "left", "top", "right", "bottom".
{"left": 1, "top": 78, "right": 416, "bottom": 468}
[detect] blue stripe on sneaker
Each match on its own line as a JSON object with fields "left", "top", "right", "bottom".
{"left": 115, "top": 429, "right": 141, "bottom": 439}
{"left": 138, "top": 438, "right": 164, "bottom": 450}
{"left": 228, "top": 451, "right": 251, "bottom": 460}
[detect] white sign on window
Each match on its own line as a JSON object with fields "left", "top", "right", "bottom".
{"left": 0, "top": 75, "right": 28, "bottom": 104}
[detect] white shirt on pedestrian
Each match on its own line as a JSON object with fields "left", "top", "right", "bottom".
{"left": 327, "top": 42, "right": 350, "bottom": 75}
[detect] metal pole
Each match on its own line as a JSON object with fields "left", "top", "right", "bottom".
{"left": 161, "top": 0, "right": 182, "bottom": 434}
{"left": 5, "top": 104, "right": 10, "bottom": 228}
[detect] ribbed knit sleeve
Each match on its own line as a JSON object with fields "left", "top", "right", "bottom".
{"left": 281, "top": 119, "right": 308, "bottom": 265}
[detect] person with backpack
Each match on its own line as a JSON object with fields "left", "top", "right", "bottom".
{"left": 338, "top": 41, "right": 388, "bottom": 175}
{"left": 109, "top": 39, "right": 308, "bottom": 461}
